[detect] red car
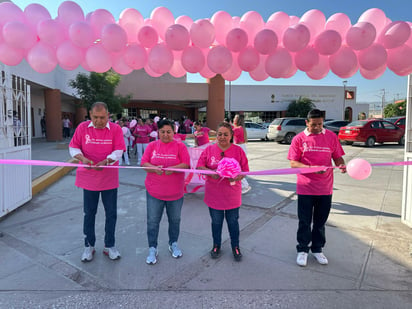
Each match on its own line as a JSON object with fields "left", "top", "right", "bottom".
{"left": 338, "top": 119, "right": 405, "bottom": 147}
{"left": 384, "top": 116, "right": 406, "bottom": 129}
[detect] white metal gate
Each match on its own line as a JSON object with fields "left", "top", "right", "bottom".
{"left": 0, "top": 66, "right": 32, "bottom": 218}
{"left": 402, "top": 74, "right": 412, "bottom": 227}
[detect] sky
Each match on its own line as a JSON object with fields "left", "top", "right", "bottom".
{"left": 10, "top": 0, "right": 412, "bottom": 104}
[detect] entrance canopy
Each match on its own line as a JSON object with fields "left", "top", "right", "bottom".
{"left": 0, "top": 2, "right": 411, "bottom": 81}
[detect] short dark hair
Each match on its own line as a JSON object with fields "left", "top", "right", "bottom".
{"left": 307, "top": 109, "right": 323, "bottom": 120}
{"left": 90, "top": 102, "right": 108, "bottom": 112}
{"left": 157, "top": 119, "right": 175, "bottom": 131}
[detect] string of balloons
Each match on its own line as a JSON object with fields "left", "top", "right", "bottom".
{"left": 1, "top": 1, "right": 411, "bottom": 80}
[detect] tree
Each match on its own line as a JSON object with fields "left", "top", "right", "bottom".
{"left": 286, "top": 97, "right": 316, "bottom": 117}
{"left": 69, "top": 70, "right": 131, "bottom": 115}
{"left": 383, "top": 100, "right": 406, "bottom": 117}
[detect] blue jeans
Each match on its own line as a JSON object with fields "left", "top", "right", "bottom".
{"left": 146, "top": 191, "right": 183, "bottom": 248}
{"left": 208, "top": 207, "right": 240, "bottom": 248}
{"left": 83, "top": 188, "right": 118, "bottom": 248}
{"left": 296, "top": 194, "right": 332, "bottom": 253}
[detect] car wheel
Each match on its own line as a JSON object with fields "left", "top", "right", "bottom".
{"left": 284, "top": 132, "right": 296, "bottom": 144}
{"left": 365, "top": 136, "right": 376, "bottom": 147}
{"left": 399, "top": 135, "right": 405, "bottom": 146}
{"left": 344, "top": 141, "right": 353, "bottom": 145}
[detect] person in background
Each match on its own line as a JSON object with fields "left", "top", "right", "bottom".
{"left": 287, "top": 109, "right": 346, "bottom": 267}
{"left": 233, "top": 114, "right": 252, "bottom": 194}
{"left": 132, "top": 118, "right": 151, "bottom": 166}
{"left": 119, "top": 120, "right": 131, "bottom": 166}
{"left": 197, "top": 122, "right": 249, "bottom": 262}
{"left": 69, "top": 102, "right": 126, "bottom": 262}
{"left": 40, "top": 115, "right": 46, "bottom": 137}
{"left": 183, "top": 116, "right": 193, "bottom": 134}
{"left": 141, "top": 119, "right": 190, "bottom": 265}
{"left": 63, "top": 115, "right": 71, "bottom": 139}
{"left": 193, "top": 121, "right": 216, "bottom": 147}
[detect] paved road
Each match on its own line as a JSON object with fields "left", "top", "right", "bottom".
{"left": 1, "top": 140, "right": 411, "bottom": 308}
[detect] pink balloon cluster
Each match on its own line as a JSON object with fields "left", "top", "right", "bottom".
{"left": 1, "top": 2, "right": 411, "bottom": 79}
{"left": 216, "top": 157, "right": 241, "bottom": 178}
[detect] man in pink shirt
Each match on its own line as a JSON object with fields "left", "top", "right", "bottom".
{"left": 69, "top": 102, "right": 126, "bottom": 262}
{"left": 287, "top": 109, "right": 346, "bottom": 267}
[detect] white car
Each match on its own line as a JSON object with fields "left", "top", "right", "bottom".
{"left": 244, "top": 122, "right": 268, "bottom": 140}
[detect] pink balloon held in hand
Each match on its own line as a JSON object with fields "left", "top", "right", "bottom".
{"left": 346, "top": 158, "right": 372, "bottom": 180}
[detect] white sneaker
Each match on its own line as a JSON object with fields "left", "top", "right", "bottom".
{"left": 146, "top": 247, "right": 158, "bottom": 265}
{"left": 168, "top": 242, "right": 183, "bottom": 258}
{"left": 81, "top": 246, "right": 95, "bottom": 262}
{"left": 242, "top": 186, "right": 252, "bottom": 194}
{"left": 103, "top": 247, "right": 121, "bottom": 260}
{"left": 312, "top": 252, "right": 328, "bottom": 265}
{"left": 296, "top": 252, "right": 308, "bottom": 267}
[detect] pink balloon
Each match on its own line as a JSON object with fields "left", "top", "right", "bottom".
{"left": 266, "top": 11, "right": 290, "bottom": 39}
{"left": 405, "top": 23, "right": 412, "bottom": 47}
{"left": 57, "top": 1, "right": 84, "bottom": 28}
{"left": 24, "top": 3, "right": 51, "bottom": 28}
{"left": 249, "top": 54, "right": 268, "bottom": 81}
{"left": 69, "top": 21, "right": 94, "bottom": 48}
{"left": 0, "top": 43, "right": 24, "bottom": 66}
{"left": 222, "top": 55, "right": 242, "bottom": 81}
{"left": 144, "top": 63, "right": 163, "bottom": 77}
{"left": 27, "top": 42, "right": 58, "bottom": 73}
{"left": 85, "top": 44, "right": 112, "bottom": 73}
{"left": 226, "top": 28, "right": 248, "bottom": 52}
{"left": 123, "top": 44, "right": 147, "bottom": 70}
{"left": 325, "top": 13, "right": 351, "bottom": 39}
{"left": 306, "top": 55, "right": 330, "bottom": 80}
{"left": 165, "top": 24, "right": 190, "bottom": 51}
{"left": 56, "top": 40, "right": 84, "bottom": 70}
{"left": 359, "top": 64, "right": 386, "bottom": 80}
{"left": 379, "top": 21, "right": 411, "bottom": 49}
{"left": 169, "top": 51, "right": 187, "bottom": 78}
{"left": 254, "top": 29, "right": 278, "bottom": 55}
{"left": 295, "top": 47, "right": 319, "bottom": 72}
{"left": 300, "top": 9, "right": 326, "bottom": 42}
{"left": 207, "top": 45, "right": 233, "bottom": 74}
{"left": 283, "top": 24, "right": 310, "bottom": 52}
{"left": 0, "top": 2, "right": 25, "bottom": 24}
{"left": 387, "top": 45, "right": 412, "bottom": 76}
{"left": 175, "top": 15, "right": 194, "bottom": 31}
{"left": 238, "top": 46, "right": 259, "bottom": 72}
{"left": 346, "top": 158, "right": 372, "bottom": 180}
{"left": 112, "top": 52, "right": 133, "bottom": 75}
{"left": 329, "top": 46, "right": 358, "bottom": 78}
{"left": 265, "top": 47, "right": 293, "bottom": 78}
{"left": 211, "top": 11, "right": 233, "bottom": 45}
{"left": 150, "top": 7, "right": 175, "bottom": 40}
{"left": 283, "top": 62, "right": 298, "bottom": 78}
{"left": 232, "top": 16, "right": 241, "bottom": 28}
{"left": 190, "top": 19, "right": 215, "bottom": 49}
{"left": 314, "top": 30, "right": 342, "bottom": 55}
{"left": 240, "top": 11, "right": 264, "bottom": 42}
{"left": 289, "top": 16, "right": 300, "bottom": 26}
{"left": 2, "top": 21, "right": 36, "bottom": 50}
{"left": 101, "top": 23, "right": 127, "bottom": 53}
{"left": 358, "top": 43, "right": 387, "bottom": 71}
{"left": 89, "top": 9, "right": 115, "bottom": 38}
{"left": 181, "top": 46, "right": 205, "bottom": 73}
{"left": 37, "top": 19, "right": 66, "bottom": 47}
{"left": 138, "top": 26, "right": 158, "bottom": 48}
{"left": 358, "top": 8, "right": 387, "bottom": 36}
{"left": 119, "top": 8, "right": 144, "bottom": 43}
{"left": 148, "top": 43, "right": 174, "bottom": 74}
{"left": 346, "top": 22, "right": 376, "bottom": 50}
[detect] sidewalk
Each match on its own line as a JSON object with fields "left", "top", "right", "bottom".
{"left": 0, "top": 140, "right": 411, "bottom": 308}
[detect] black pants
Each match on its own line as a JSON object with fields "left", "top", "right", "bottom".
{"left": 296, "top": 194, "right": 332, "bottom": 253}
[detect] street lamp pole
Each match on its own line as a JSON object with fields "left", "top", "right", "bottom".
{"left": 228, "top": 81, "right": 231, "bottom": 122}
{"left": 342, "top": 80, "right": 347, "bottom": 120}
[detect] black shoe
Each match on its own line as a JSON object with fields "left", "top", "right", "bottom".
{"left": 210, "top": 244, "right": 221, "bottom": 259}
{"left": 232, "top": 246, "right": 242, "bottom": 262}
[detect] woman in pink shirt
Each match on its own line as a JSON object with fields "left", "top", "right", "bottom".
{"left": 141, "top": 119, "right": 190, "bottom": 265}
{"left": 197, "top": 122, "right": 249, "bottom": 262}
{"left": 132, "top": 118, "right": 151, "bottom": 165}
{"left": 193, "top": 121, "right": 216, "bottom": 146}
{"left": 233, "top": 114, "right": 251, "bottom": 194}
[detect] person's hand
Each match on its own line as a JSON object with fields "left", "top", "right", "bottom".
{"left": 338, "top": 164, "right": 346, "bottom": 173}
{"left": 209, "top": 173, "right": 220, "bottom": 179}
{"left": 231, "top": 175, "right": 244, "bottom": 182}
{"left": 153, "top": 165, "right": 163, "bottom": 175}
{"left": 93, "top": 159, "right": 108, "bottom": 171}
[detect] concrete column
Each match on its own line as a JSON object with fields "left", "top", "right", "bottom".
{"left": 44, "top": 89, "right": 62, "bottom": 142}
{"left": 207, "top": 74, "right": 225, "bottom": 130}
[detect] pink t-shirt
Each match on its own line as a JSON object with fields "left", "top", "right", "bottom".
{"left": 197, "top": 143, "right": 249, "bottom": 210}
{"left": 141, "top": 139, "right": 190, "bottom": 201}
{"left": 233, "top": 126, "right": 246, "bottom": 144}
{"left": 194, "top": 127, "right": 210, "bottom": 146}
{"left": 69, "top": 121, "right": 126, "bottom": 191}
{"left": 287, "top": 129, "right": 345, "bottom": 195}
{"left": 133, "top": 124, "right": 151, "bottom": 143}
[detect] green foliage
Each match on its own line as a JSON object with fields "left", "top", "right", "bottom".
{"left": 286, "top": 97, "right": 316, "bottom": 117}
{"left": 69, "top": 70, "right": 131, "bottom": 114}
{"left": 383, "top": 100, "right": 406, "bottom": 117}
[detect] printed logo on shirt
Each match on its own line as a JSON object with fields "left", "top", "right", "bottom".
{"left": 84, "top": 134, "right": 113, "bottom": 145}
{"left": 151, "top": 150, "right": 177, "bottom": 160}
{"left": 210, "top": 155, "right": 220, "bottom": 166}
{"left": 302, "top": 143, "right": 331, "bottom": 153}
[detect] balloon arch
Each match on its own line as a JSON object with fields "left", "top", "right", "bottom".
{"left": 1, "top": 1, "right": 412, "bottom": 81}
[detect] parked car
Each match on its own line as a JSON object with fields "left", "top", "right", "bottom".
{"left": 384, "top": 116, "right": 406, "bottom": 129}
{"left": 338, "top": 119, "right": 405, "bottom": 147}
{"left": 266, "top": 117, "right": 306, "bottom": 144}
{"left": 323, "top": 120, "right": 350, "bottom": 135}
{"left": 245, "top": 122, "right": 268, "bottom": 140}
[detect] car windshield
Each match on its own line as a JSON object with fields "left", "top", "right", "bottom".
{"left": 271, "top": 119, "right": 283, "bottom": 125}
{"left": 346, "top": 120, "right": 367, "bottom": 127}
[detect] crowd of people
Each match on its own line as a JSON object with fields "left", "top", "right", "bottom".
{"left": 69, "top": 103, "right": 345, "bottom": 268}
